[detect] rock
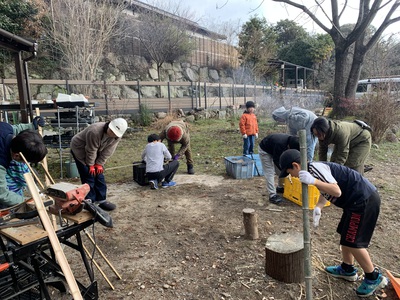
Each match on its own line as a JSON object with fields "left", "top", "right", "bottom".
{"left": 183, "top": 68, "right": 199, "bottom": 82}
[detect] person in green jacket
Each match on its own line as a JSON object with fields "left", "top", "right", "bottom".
{"left": 0, "top": 118, "right": 47, "bottom": 209}
{"left": 310, "top": 117, "right": 371, "bottom": 174}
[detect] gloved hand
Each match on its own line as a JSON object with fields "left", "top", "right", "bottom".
{"left": 299, "top": 170, "right": 316, "bottom": 185}
{"left": 94, "top": 164, "right": 104, "bottom": 174}
{"left": 173, "top": 154, "right": 180, "bottom": 161}
{"left": 313, "top": 207, "right": 321, "bottom": 227}
{"left": 32, "top": 116, "right": 45, "bottom": 129}
{"left": 88, "top": 165, "right": 96, "bottom": 176}
{"left": 255, "top": 133, "right": 258, "bottom": 139}
{"left": 242, "top": 134, "right": 248, "bottom": 139}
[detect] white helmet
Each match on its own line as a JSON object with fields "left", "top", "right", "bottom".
{"left": 109, "top": 118, "right": 128, "bottom": 138}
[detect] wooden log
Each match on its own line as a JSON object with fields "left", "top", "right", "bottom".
{"left": 242, "top": 208, "right": 259, "bottom": 240}
{"left": 265, "top": 232, "right": 304, "bottom": 283}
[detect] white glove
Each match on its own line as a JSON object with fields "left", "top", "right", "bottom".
{"left": 255, "top": 133, "right": 258, "bottom": 138}
{"left": 242, "top": 134, "right": 248, "bottom": 139}
{"left": 313, "top": 207, "right": 321, "bottom": 227}
{"left": 299, "top": 170, "right": 316, "bottom": 185}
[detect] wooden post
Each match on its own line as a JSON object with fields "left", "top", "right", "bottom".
{"left": 242, "top": 208, "right": 259, "bottom": 240}
{"left": 265, "top": 232, "right": 304, "bottom": 283}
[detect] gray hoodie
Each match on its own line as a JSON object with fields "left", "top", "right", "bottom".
{"left": 272, "top": 106, "right": 317, "bottom": 161}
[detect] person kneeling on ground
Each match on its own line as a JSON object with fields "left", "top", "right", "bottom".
{"left": 279, "top": 149, "right": 387, "bottom": 298}
{"left": 142, "top": 134, "right": 179, "bottom": 189}
{"left": 258, "top": 133, "right": 299, "bottom": 204}
{"left": 159, "top": 120, "right": 194, "bottom": 174}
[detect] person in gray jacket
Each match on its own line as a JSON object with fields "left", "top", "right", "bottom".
{"left": 71, "top": 118, "right": 128, "bottom": 211}
{"left": 310, "top": 117, "right": 371, "bottom": 175}
{"left": 272, "top": 106, "right": 317, "bottom": 162}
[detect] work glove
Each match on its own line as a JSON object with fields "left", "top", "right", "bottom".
{"left": 88, "top": 165, "right": 96, "bottom": 176}
{"left": 255, "top": 133, "right": 258, "bottom": 139}
{"left": 313, "top": 207, "right": 321, "bottom": 227}
{"left": 242, "top": 134, "right": 248, "bottom": 139}
{"left": 299, "top": 170, "right": 316, "bottom": 185}
{"left": 32, "top": 116, "right": 45, "bottom": 130}
{"left": 173, "top": 154, "right": 180, "bottom": 161}
{"left": 94, "top": 164, "right": 104, "bottom": 174}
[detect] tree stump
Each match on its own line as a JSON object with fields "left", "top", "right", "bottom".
{"left": 242, "top": 208, "right": 259, "bottom": 239}
{"left": 265, "top": 232, "right": 304, "bottom": 283}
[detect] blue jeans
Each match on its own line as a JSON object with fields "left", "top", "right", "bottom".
{"left": 71, "top": 151, "right": 107, "bottom": 203}
{"left": 243, "top": 135, "right": 255, "bottom": 155}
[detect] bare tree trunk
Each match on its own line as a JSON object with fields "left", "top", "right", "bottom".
{"left": 332, "top": 47, "right": 349, "bottom": 118}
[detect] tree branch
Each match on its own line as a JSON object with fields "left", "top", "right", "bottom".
{"left": 272, "top": 0, "right": 331, "bottom": 34}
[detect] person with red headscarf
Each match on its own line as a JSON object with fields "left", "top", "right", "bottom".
{"left": 159, "top": 120, "right": 194, "bottom": 174}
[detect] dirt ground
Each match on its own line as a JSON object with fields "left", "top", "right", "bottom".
{"left": 62, "top": 154, "right": 400, "bottom": 300}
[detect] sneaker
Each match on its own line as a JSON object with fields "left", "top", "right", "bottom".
{"left": 276, "top": 186, "right": 284, "bottom": 194}
{"left": 149, "top": 180, "right": 158, "bottom": 190}
{"left": 356, "top": 271, "right": 388, "bottom": 297}
{"left": 98, "top": 201, "right": 116, "bottom": 211}
{"left": 269, "top": 194, "right": 283, "bottom": 204}
{"left": 325, "top": 265, "right": 358, "bottom": 282}
{"left": 162, "top": 181, "right": 177, "bottom": 188}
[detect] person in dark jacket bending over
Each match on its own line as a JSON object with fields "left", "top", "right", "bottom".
{"left": 159, "top": 120, "right": 194, "bottom": 174}
{"left": 71, "top": 118, "right": 128, "bottom": 211}
{"left": 279, "top": 149, "right": 387, "bottom": 298}
{"left": 0, "top": 118, "right": 47, "bottom": 209}
{"left": 310, "top": 117, "right": 371, "bottom": 174}
{"left": 258, "top": 133, "right": 299, "bottom": 204}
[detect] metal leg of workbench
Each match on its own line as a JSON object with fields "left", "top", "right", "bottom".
{"left": 32, "top": 254, "right": 52, "bottom": 300}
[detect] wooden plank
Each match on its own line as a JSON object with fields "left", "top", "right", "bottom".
{"left": 0, "top": 224, "right": 48, "bottom": 245}
{"left": 58, "top": 211, "right": 93, "bottom": 224}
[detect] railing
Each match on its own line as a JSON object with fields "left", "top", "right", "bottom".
{"left": 0, "top": 79, "right": 326, "bottom": 116}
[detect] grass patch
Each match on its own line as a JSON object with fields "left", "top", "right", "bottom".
{"left": 44, "top": 118, "right": 400, "bottom": 184}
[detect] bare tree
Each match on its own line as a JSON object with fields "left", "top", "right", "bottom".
{"left": 133, "top": 1, "right": 196, "bottom": 80}
{"left": 47, "top": 0, "right": 127, "bottom": 83}
{"left": 272, "top": 0, "right": 400, "bottom": 117}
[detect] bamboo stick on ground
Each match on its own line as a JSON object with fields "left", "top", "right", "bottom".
{"left": 82, "top": 244, "right": 115, "bottom": 290}
{"left": 84, "top": 229, "right": 122, "bottom": 279}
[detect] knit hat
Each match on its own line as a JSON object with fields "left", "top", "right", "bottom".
{"left": 166, "top": 126, "right": 183, "bottom": 142}
{"left": 245, "top": 101, "right": 255, "bottom": 108}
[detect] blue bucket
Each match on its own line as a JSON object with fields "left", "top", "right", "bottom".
{"left": 65, "top": 161, "right": 80, "bottom": 178}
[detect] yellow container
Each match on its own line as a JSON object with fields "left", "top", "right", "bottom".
{"left": 283, "top": 177, "right": 330, "bottom": 209}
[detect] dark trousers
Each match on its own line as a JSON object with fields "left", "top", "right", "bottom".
{"left": 147, "top": 160, "right": 179, "bottom": 182}
{"left": 71, "top": 151, "right": 107, "bottom": 203}
{"left": 243, "top": 135, "right": 255, "bottom": 155}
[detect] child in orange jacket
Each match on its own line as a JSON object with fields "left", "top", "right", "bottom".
{"left": 239, "top": 101, "right": 259, "bottom": 155}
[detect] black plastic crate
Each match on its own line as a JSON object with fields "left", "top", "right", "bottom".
{"left": 133, "top": 163, "right": 148, "bottom": 186}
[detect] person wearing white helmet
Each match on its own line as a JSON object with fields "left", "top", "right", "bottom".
{"left": 70, "top": 118, "right": 128, "bottom": 211}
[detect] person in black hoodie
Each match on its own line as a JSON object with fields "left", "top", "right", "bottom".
{"left": 258, "top": 133, "right": 299, "bottom": 204}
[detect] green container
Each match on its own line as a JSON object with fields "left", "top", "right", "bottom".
{"left": 65, "top": 160, "right": 79, "bottom": 178}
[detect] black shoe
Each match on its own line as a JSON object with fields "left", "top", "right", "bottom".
{"left": 187, "top": 164, "right": 195, "bottom": 175}
{"left": 364, "top": 165, "right": 373, "bottom": 173}
{"left": 98, "top": 201, "right": 116, "bottom": 211}
{"left": 276, "top": 186, "right": 284, "bottom": 194}
{"left": 269, "top": 195, "right": 283, "bottom": 205}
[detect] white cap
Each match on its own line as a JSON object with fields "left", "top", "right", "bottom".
{"left": 109, "top": 118, "right": 128, "bottom": 138}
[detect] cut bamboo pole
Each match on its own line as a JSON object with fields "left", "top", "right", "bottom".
{"left": 35, "top": 108, "right": 50, "bottom": 187}
{"left": 24, "top": 172, "right": 83, "bottom": 300}
{"left": 34, "top": 108, "right": 57, "bottom": 229}
{"left": 82, "top": 244, "right": 115, "bottom": 290}
{"left": 84, "top": 230, "right": 122, "bottom": 279}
